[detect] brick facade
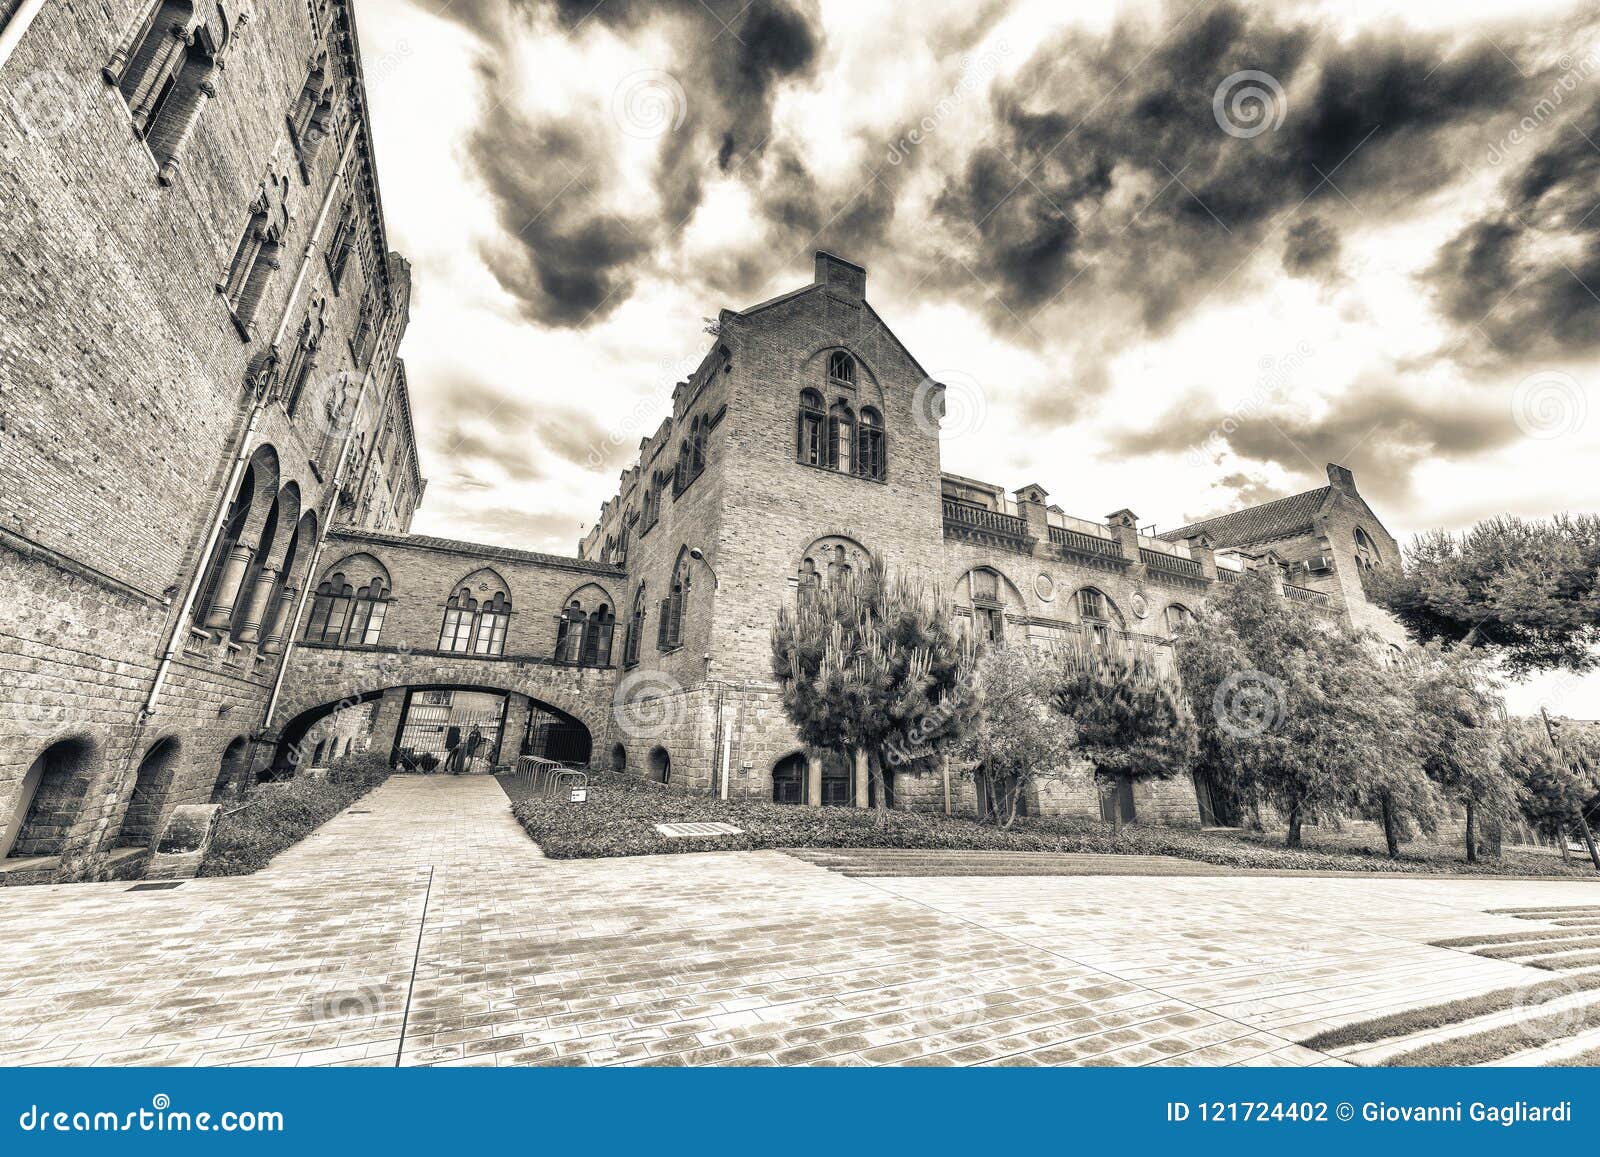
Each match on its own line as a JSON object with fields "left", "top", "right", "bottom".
{"left": 0, "top": 0, "right": 421, "bottom": 873}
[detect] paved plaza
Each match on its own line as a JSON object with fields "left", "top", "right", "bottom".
{"left": 0, "top": 776, "right": 1596, "bottom": 1067}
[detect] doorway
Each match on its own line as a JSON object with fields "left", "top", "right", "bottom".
{"left": 1099, "top": 775, "right": 1136, "bottom": 825}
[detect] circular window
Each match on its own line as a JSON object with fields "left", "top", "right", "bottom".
{"left": 1034, "top": 573, "right": 1056, "bottom": 601}
{"left": 1130, "top": 592, "right": 1150, "bottom": 620}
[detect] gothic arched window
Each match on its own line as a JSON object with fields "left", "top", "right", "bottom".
{"left": 798, "top": 388, "right": 825, "bottom": 466}
{"left": 624, "top": 584, "right": 645, "bottom": 666}
{"left": 1165, "top": 604, "right": 1194, "bottom": 637}
{"left": 582, "top": 605, "right": 615, "bottom": 667}
{"left": 474, "top": 591, "right": 511, "bottom": 656}
{"left": 438, "top": 588, "right": 477, "bottom": 653}
{"left": 658, "top": 557, "right": 689, "bottom": 650}
{"left": 555, "top": 600, "right": 586, "bottom": 664}
{"left": 827, "top": 350, "right": 856, "bottom": 387}
{"left": 1354, "top": 528, "right": 1380, "bottom": 571}
{"left": 305, "top": 572, "right": 354, "bottom": 644}
{"left": 856, "top": 406, "right": 885, "bottom": 480}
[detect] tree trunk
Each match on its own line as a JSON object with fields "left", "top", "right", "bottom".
{"left": 1285, "top": 802, "right": 1302, "bottom": 849}
{"left": 1560, "top": 826, "right": 1572, "bottom": 864}
{"left": 868, "top": 750, "right": 887, "bottom": 828}
{"left": 1465, "top": 799, "right": 1477, "bottom": 864}
{"left": 1575, "top": 807, "right": 1600, "bottom": 873}
{"left": 1380, "top": 794, "right": 1399, "bottom": 859}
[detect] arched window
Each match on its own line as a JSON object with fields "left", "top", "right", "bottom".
{"left": 772, "top": 753, "right": 806, "bottom": 805}
{"left": 970, "top": 568, "right": 1003, "bottom": 645}
{"left": 475, "top": 591, "right": 511, "bottom": 655}
{"left": 856, "top": 406, "right": 885, "bottom": 480}
{"left": 624, "top": 584, "right": 645, "bottom": 666}
{"left": 305, "top": 572, "right": 354, "bottom": 643}
{"left": 827, "top": 401, "right": 854, "bottom": 473}
{"left": 1354, "top": 528, "right": 1379, "bottom": 571}
{"left": 281, "top": 295, "right": 326, "bottom": 414}
{"left": 326, "top": 199, "right": 357, "bottom": 289}
{"left": 658, "top": 557, "right": 689, "bottom": 650}
{"left": 1076, "top": 587, "right": 1121, "bottom": 647}
{"left": 555, "top": 600, "right": 586, "bottom": 664}
{"left": 797, "top": 388, "right": 825, "bottom": 466}
{"left": 641, "top": 485, "right": 657, "bottom": 533}
{"left": 287, "top": 55, "right": 335, "bottom": 174}
{"left": 108, "top": 1, "right": 227, "bottom": 183}
{"left": 1165, "top": 604, "right": 1194, "bottom": 637}
{"left": 827, "top": 545, "right": 852, "bottom": 587}
{"left": 827, "top": 350, "right": 856, "bottom": 387}
{"left": 438, "top": 588, "right": 478, "bottom": 653}
{"left": 691, "top": 415, "right": 707, "bottom": 476}
{"left": 797, "top": 558, "right": 819, "bottom": 592}
{"left": 220, "top": 174, "right": 289, "bottom": 335}
{"left": 583, "top": 604, "right": 615, "bottom": 667}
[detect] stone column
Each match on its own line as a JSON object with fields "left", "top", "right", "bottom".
{"left": 1014, "top": 484, "right": 1050, "bottom": 548}
{"left": 156, "top": 76, "right": 216, "bottom": 185}
{"left": 127, "top": 26, "right": 190, "bottom": 133}
{"left": 370, "top": 688, "right": 409, "bottom": 767}
{"left": 500, "top": 695, "right": 533, "bottom": 767}
{"left": 853, "top": 748, "right": 869, "bottom": 809}
{"left": 258, "top": 585, "right": 298, "bottom": 654}
{"left": 806, "top": 751, "right": 822, "bottom": 807}
{"left": 203, "top": 543, "right": 254, "bottom": 628}
{"left": 233, "top": 566, "right": 280, "bottom": 643}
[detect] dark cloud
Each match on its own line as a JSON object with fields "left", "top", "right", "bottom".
{"left": 1113, "top": 375, "right": 1520, "bottom": 506}
{"left": 446, "top": 0, "right": 821, "bottom": 327}
{"left": 933, "top": 2, "right": 1526, "bottom": 332}
{"left": 1282, "top": 215, "right": 1339, "bottom": 279}
{"left": 1427, "top": 99, "right": 1600, "bottom": 360}
{"left": 468, "top": 99, "right": 653, "bottom": 326}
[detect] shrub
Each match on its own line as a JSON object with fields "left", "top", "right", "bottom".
{"left": 199, "top": 754, "right": 388, "bottom": 876}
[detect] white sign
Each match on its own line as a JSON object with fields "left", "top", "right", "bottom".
{"left": 570, "top": 787, "right": 588, "bottom": 803}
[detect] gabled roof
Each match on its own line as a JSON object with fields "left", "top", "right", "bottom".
{"left": 1157, "top": 487, "right": 1331, "bottom": 548}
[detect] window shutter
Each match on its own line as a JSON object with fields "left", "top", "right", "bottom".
{"left": 657, "top": 599, "right": 670, "bottom": 648}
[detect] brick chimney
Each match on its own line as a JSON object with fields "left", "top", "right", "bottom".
{"left": 815, "top": 251, "right": 866, "bottom": 300}
{"left": 1326, "top": 463, "right": 1356, "bottom": 493}
{"left": 1105, "top": 508, "right": 1140, "bottom": 565}
{"left": 1014, "top": 484, "right": 1050, "bottom": 543}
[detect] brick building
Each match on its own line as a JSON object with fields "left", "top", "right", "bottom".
{"left": 0, "top": 0, "right": 422, "bottom": 874}
{"left": 0, "top": 2, "right": 1410, "bottom": 875}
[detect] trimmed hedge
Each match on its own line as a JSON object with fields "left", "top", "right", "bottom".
{"left": 199, "top": 754, "right": 390, "bottom": 877}
{"left": 503, "top": 773, "right": 1594, "bottom": 876}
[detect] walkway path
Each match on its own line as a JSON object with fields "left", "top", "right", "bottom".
{"left": 0, "top": 776, "right": 1596, "bottom": 1066}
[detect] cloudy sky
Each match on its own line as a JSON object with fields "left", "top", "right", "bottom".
{"left": 351, "top": 0, "right": 1600, "bottom": 712}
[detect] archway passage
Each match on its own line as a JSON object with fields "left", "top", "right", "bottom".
{"left": 522, "top": 702, "right": 591, "bottom": 766}
{"left": 120, "top": 737, "right": 181, "bottom": 848}
{"left": 396, "top": 689, "right": 507, "bottom": 775}
{"left": 5, "top": 737, "right": 96, "bottom": 859}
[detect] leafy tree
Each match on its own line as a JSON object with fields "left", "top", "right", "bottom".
{"left": 1176, "top": 571, "right": 1433, "bottom": 850}
{"left": 1049, "top": 643, "right": 1196, "bottom": 832}
{"left": 950, "top": 645, "right": 1076, "bottom": 828}
{"left": 1504, "top": 717, "right": 1590, "bottom": 861}
{"left": 771, "top": 560, "right": 973, "bottom": 816}
{"left": 1369, "top": 515, "right": 1600, "bottom": 676}
{"left": 1404, "top": 649, "right": 1515, "bottom": 862}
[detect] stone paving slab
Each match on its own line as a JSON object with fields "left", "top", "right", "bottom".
{"left": 0, "top": 775, "right": 1597, "bottom": 1066}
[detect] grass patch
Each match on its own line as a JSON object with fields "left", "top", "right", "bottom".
{"left": 1475, "top": 937, "right": 1600, "bottom": 960}
{"left": 1487, "top": 906, "right": 1600, "bottom": 917}
{"left": 199, "top": 756, "right": 389, "bottom": 877}
{"left": 503, "top": 772, "right": 1600, "bottom": 876}
{"left": 1302, "top": 974, "right": 1600, "bottom": 1052}
{"left": 1433, "top": 929, "right": 1600, "bottom": 950}
{"left": 1383, "top": 1005, "right": 1600, "bottom": 1066}
{"left": 1547, "top": 1046, "right": 1600, "bottom": 1066}
{"left": 1527, "top": 952, "right": 1600, "bottom": 971}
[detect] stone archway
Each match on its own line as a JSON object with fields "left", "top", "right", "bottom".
{"left": 5, "top": 736, "right": 98, "bottom": 859}
{"left": 119, "top": 736, "right": 182, "bottom": 848}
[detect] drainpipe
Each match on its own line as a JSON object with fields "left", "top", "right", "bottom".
{"left": 260, "top": 293, "right": 401, "bottom": 733}
{"left": 0, "top": 0, "right": 49, "bottom": 72}
{"left": 143, "top": 134, "right": 360, "bottom": 716}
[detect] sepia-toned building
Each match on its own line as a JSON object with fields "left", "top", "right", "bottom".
{"left": 0, "top": 0, "right": 421, "bottom": 874}
{"left": 0, "top": 3, "right": 1411, "bottom": 878}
